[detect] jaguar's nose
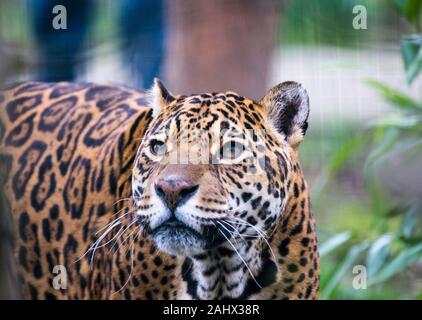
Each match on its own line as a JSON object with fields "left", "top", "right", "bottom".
{"left": 155, "top": 178, "right": 199, "bottom": 211}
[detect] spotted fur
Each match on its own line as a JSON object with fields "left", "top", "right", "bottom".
{"left": 0, "top": 80, "right": 319, "bottom": 300}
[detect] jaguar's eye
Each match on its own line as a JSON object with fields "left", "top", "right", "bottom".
{"left": 220, "top": 141, "right": 244, "bottom": 161}
{"left": 150, "top": 139, "right": 167, "bottom": 156}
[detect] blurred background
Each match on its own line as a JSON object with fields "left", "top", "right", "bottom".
{"left": 0, "top": 0, "right": 422, "bottom": 299}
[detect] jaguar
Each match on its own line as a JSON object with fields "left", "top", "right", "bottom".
{"left": 0, "top": 79, "right": 319, "bottom": 299}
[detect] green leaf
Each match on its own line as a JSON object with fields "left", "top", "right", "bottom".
{"left": 364, "top": 168, "right": 391, "bottom": 217}
{"left": 364, "top": 135, "right": 422, "bottom": 217}
{"left": 366, "top": 134, "right": 422, "bottom": 170}
{"left": 366, "top": 80, "right": 422, "bottom": 112}
{"left": 384, "top": 201, "right": 413, "bottom": 218}
{"left": 312, "top": 133, "right": 369, "bottom": 200}
{"left": 394, "top": 0, "right": 422, "bottom": 31}
{"left": 364, "top": 128, "right": 399, "bottom": 171}
{"left": 327, "top": 134, "right": 367, "bottom": 173}
{"left": 401, "top": 35, "right": 422, "bottom": 85}
{"left": 400, "top": 201, "right": 422, "bottom": 238}
{"left": 321, "top": 242, "right": 368, "bottom": 300}
{"left": 366, "top": 234, "right": 393, "bottom": 278}
{"left": 368, "top": 243, "right": 422, "bottom": 285}
{"left": 368, "top": 114, "right": 422, "bottom": 130}
{"left": 319, "top": 231, "right": 352, "bottom": 257}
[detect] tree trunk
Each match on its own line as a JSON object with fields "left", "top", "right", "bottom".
{"left": 165, "top": 0, "right": 282, "bottom": 99}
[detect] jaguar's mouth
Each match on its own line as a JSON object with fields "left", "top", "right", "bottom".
{"left": 148, "top": 216, "right": 229, "bottom": 256}
{"left": 151, "top": 216, "right": 203, "bottom": 239}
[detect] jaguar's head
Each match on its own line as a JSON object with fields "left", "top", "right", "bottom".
{"left": 132, "top": 79, "right": 310, "bottom": 257}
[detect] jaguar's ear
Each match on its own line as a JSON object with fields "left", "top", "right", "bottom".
{"left": 259, "top": 81, "right": 310, "bottom": 147}
{"left": 149, "top": 78, "right": 175, "bottom": 116}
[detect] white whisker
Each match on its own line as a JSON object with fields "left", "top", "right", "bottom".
{"left": 214, "top": 222, "right": 262, "bottom": 289}
{"left": 112, "top": 229, "right": 140, "bottom": 295}
{"left": 86, "top": 220, "right": 121, "bottom": 268}
{"left": 231, "top": 217, "right": 277, "bottom": 262}
{"left": 111, "top": 222, "right": 139, "bottom": 257}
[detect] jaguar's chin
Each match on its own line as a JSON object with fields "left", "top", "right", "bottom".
{"left": 148, "top": 217, "right": 229, "bottom": 256}
{"left": 152, "top": 228, "right": 205, "bottom": 256}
